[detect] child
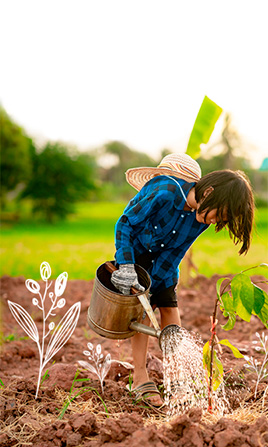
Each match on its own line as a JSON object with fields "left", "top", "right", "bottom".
{"left": 111, "top": 153, "right": 254, "bottom": 406}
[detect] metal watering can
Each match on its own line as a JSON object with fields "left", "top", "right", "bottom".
{"left": 87, "top": 261, "right": 181, "bottom": 350}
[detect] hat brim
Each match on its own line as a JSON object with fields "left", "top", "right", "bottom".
{"left": 126, "top": 167, "right": 200, "bottom": 191}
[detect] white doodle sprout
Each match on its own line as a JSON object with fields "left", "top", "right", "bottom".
{"left": 8, "top": 262, "right": 81, "bottom": 399}
{"left": 244, "top": 332, "right": 268, "bottom": 399}
{"left": 78, "top": 342, "right": 133, "bottom": 393}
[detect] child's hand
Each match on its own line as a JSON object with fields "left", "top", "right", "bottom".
{"left": 111, "top": 264, "right": 145, "bottom": 295}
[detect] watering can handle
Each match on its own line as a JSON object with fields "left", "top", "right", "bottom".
{"left": 104, "top": 262, "right": 140, "bottom": 295}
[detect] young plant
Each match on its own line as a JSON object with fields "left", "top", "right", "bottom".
{"left": 78, "top": 342, "right": 133, "bottom": 394}
{"left": 203, "top": 263, "right": 268, "bottom": 411}
{"left": 58, "top": 368, "right": 109, "bottom": 419}
{"left": 8, "top": 262, "right": 81, "bottom": 398}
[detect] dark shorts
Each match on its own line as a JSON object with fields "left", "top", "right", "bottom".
{"left": 135, "top": 252, "right": 178, "bottom": 308}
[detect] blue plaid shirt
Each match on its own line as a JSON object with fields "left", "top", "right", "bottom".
{"left": 114, "top": 175, "right": 208, "bottom": 293}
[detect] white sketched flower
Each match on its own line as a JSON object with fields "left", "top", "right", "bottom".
{"left": 49, "top": 322, "right": 55, "bottom": 330}
{"left": 32, "top": 298, "right": 39, "bottom": 306}
{"left": 40, "top": 262, "right": 51, "bottom": 281}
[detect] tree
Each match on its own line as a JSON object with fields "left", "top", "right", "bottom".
{"left": 21, "top": 142, "right": 98, "bottom": 222}
{"left": 0, "top": 107, "right": 32, "bottom": 208}
{"left": 101, "top": 140, "right": 156, "bottom": 186}
{"left": 198, "top": 113, "right": 252, "bottom": 173}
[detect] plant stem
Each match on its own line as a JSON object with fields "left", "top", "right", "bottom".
{"left": 35, "top": 280, "right": 49, "bottom": 399}
{"left": 208, "top": 296, "right": 219, "bottom": 410}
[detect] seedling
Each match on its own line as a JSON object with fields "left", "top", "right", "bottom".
{"left": 203, "top": 263, "right": 268, "bottom": 411}
{"left": 40, "top": 361, "right": 55, "bottom": 387}
{"left": 8, "top": 262, "right": 81, "bottom": 398}
{"left": 58, "top": 369, "right": 109, "bottom": 419}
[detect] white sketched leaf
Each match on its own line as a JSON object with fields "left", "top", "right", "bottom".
{"left": 111, "top": 360, "right": 134, "bottom": 369}
{"left": 101, "top": 353, "right": 112, "bottom": 381}
{"left": 44, "top": 302, "right": 81, "bottom": 366}
{"left": 55, "top": 272, "right": 68, "bottom": 297}
{"left": 96, "top": 344, "right": 101, "bottom": 355}
{"left": 78, "top": 360, "right": 98, "bottom": 375}
{"left": 40, "top": 262, "right": 51, "bottom": 281}
{"left": 25, "top": 279, "right": 40, "bottom": 294}
{"left": 8, "top": 300, "right": 39, "bottom": 342}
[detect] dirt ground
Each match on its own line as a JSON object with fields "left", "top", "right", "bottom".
{"left": 0, "top": 273, "right": 268, "bottom": 447}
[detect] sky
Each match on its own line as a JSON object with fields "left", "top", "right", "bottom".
{"left": 1, "top": 0, "right": 268, "bottom": 168}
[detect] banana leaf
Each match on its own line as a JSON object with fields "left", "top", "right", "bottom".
{"left": 186, "top": 95, "right": 223, "bottom": 159}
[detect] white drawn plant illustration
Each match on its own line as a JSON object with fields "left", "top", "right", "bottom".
{"left": 8, "top": 262, "right": 81, "bottom": 399}
{"left": 244, "top": 332, "right": 268, "bottom": 399}
{"left": 78, "top": 342, "right": 133, "bottom": 393}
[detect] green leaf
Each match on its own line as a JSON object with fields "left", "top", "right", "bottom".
{"left": 221, "top": 292, "right": 234, "bottom": 313}
{"left": 231, "top": 274, "right": 254, "bottom": 322}
{"left": 253, "top": 286, "right": 268, "bottom": 328}
{"left": 253, "top": 284, "right": 266, "bottom": 314}
{"left": 202, "top": 342, "right": 224, "bottom": 391}
{"left": 203, "top": 341, "right": 210, "bottom": 371}
{"left": 212, "top": 353, "right": 224, "bottom": 391}
{"left": 216, "top": 278, "right": 229, "bottom": 301}
{"left": 220, "top": 292, "right": 236, "bottom": 330}
{"left": 219, "top": 339, "right": 244, "bottom": 358}
{"left": 186, "top": 96, "right": 223, "bottom": 159}
{"left": 222, "top": 313, "right": 236, "bottom": 331}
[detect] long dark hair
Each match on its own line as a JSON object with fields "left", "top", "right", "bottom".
{"left": 195, "top": 170, "right": 254, "bottom": 255}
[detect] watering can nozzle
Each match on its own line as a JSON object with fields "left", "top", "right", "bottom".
{"left": 128, "top": 321, "right": 182, "bottom": 351}
{"left": 158, "top": 324, "right": 182, "bottom": 352}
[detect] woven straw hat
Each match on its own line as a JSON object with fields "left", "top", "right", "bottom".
{"left": 126, "top": 153, "right": 201, "bottom": 191}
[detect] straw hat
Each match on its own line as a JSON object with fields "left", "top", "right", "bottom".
{"left": 126, "top": 153, "right": 201, "bottom": 191}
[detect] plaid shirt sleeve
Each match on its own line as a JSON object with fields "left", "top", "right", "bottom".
{"left": 114, "top": 177, "right": 184, "bottom": 265}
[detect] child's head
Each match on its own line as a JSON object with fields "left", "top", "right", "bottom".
{"left": 195, "top": 170, "right": 254, "bottom": 255}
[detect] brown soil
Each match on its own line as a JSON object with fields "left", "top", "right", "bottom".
{"left": 0, "top": 274, "right": 267, "bottom": 447}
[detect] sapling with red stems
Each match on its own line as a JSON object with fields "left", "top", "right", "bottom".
{"left": 203, "top": 263, "right": 268, "bottom": 411}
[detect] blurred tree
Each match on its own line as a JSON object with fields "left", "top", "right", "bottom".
{"left": 21, "top": 142, "right": 98, "bottom": 222}
{"left": 198, "top": 113, "right": 252, "bottom": 172}
{"left": 101, "top": 141, "right": 157, "bottom": 186}
{"left": 0, "top": 107, "right": 32, "bottom": 208}
{"left": 158, "top": 148, "right": 172, "bottom": 161}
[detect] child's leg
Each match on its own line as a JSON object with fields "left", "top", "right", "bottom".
{"left": 131, "top": 314, "right": 150, "bottom": 386}
{"left": 130, "top": 313, "right": 163, "bottom": 406}
{"left": 159, "top": 306, "right": 181, "bottom": 328}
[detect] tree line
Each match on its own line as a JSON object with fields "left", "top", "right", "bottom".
{"left": 0, "top": 107, "right": 267, "bottom": 222}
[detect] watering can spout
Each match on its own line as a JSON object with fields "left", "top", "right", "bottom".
{"left": 128, "top": 321, "right": 161, "bottom": 339}
{"left": 129, "top": 321, "right": 182, "bottom": 351}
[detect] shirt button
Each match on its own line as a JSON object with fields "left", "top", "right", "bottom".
{"left": 181, "top": 214, "right": 184, "bottom": 218}
{"left": 161, "top": 243, "right": 164, "bottom": 247}
{"left": 154, "top": 225, "right": 158, "bottom": 229}
{"left": 172, "top": 230, "right": 176, "bottom": 234}
{"left": 149, "top": 249, "right": 152, "bottom": 252}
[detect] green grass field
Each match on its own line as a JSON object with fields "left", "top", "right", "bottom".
{"left": 0, "top": 202, "right": 267, "bottom": 280}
